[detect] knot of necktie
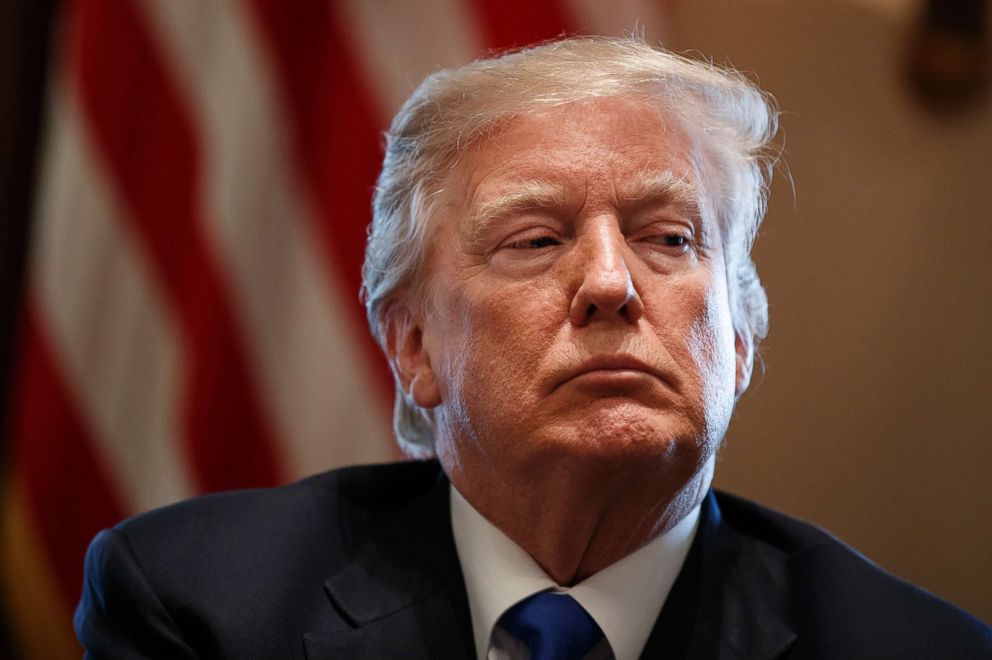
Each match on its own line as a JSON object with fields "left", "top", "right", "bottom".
{"left": 499, "top": 591, "right": 607, "bottom": 660}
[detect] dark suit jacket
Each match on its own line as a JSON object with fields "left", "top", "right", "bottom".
{"left": 76, "top": 460, "right": 991, "bottom": 659}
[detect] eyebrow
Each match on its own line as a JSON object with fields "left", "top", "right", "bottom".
{"left": 464, "top": 179, "right": 568, "bottom": 247}
{"left": 462, "top": 169, "right": 704, "bottom": 248}
{"left": 621, "top": 170, "right": 703, "bottom": 223}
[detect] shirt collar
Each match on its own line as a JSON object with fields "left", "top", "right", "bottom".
{"left": 450, "top": 484, "right": 701, "bottom": 660}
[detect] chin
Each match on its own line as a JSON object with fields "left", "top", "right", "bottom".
{"left": 548, "top": 402, "right": 712, "bottom": 473}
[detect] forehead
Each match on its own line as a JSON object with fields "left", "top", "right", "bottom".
{"left": 440, "top": 96, "right": 703, "bottom": 225}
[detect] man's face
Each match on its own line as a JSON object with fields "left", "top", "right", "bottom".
{"left": 396, "top": 96, "right": 748, "bottom": 499}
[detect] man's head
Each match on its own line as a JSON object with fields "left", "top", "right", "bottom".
{"left": 362, "top": 37, "right": 778, "bottom": 463}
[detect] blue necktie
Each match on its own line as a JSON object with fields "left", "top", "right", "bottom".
{"left": 499, "top": 591, "right": 607, "bottom": 660}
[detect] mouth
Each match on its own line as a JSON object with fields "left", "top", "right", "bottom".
{"left": 553, "top": 354, "right": 672, "bottom": 391}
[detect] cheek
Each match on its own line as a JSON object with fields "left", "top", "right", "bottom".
{"left": 432, "top": 280, "right": 561, "bottom": 407}
{"left": 685, "top": 285, "right": 738, "bottom": 430}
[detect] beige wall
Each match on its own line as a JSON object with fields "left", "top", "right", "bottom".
{"left": 674, "top": 0, "right": 992, "bottom": 623}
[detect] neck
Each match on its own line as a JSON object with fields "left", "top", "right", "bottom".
{"left": 449, "top": 455, "right": 714, "bottom": 585}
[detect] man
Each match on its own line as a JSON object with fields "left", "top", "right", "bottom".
{"left": 76, "top": 37, "right": 991, "bottom": 659}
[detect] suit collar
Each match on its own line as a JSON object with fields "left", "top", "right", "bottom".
{"left": 639, "top": 490, "right": 797, "bottom": 659}
{"left": 304, "top": 461, "right": 475, "bottom": 659}
{"left": 301, "top": 464, "right": 797, "bottom": 660}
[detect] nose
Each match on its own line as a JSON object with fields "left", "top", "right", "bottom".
{"left": 568, "top": 220, "right": 644, "bottom": 326}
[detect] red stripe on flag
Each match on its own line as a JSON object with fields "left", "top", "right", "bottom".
{"left": 67, "top": 0, "right": 284, "bottom": 491}
{"left": 467, "top": 0, "right": 577, "bottom": 50}
{"left": 7, "top": 304, "right": 127, "bottom": 612}
{"left": 245, "top": 0, "right": 393, "bottom": 399}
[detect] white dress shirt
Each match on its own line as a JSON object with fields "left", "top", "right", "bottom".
{"left": 450, "top": 485, "right": 701, "bottom": 660}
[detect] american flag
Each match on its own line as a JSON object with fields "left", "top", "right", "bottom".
{"left": 1, "top": 1, "right": 671, "bottom": 656}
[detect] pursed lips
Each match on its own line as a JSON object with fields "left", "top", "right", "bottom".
{"left": 552, "top": 354, "right": 674, "bottom": 391}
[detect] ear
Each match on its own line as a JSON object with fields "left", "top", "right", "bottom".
{"left": 734, "top": 331, "right": 754, "bottom": 400}
{"left": 382, "top": 305, "right": 442, "bottom": 409}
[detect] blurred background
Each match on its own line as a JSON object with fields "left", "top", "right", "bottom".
{"left": 0, "top": 0, "right": 988, "bottom": 656}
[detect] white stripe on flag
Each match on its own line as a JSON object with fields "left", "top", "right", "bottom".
{"left": 142, "top": 1, "right": 393, "bottom": 478}
{"left": 32, "top": 86, "right": 195, "bottom": 512}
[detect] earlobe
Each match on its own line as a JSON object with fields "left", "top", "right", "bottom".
{"left": 734, "top": 332, "right": 754, "bottom": 399}
{"left": 383, "top": 306, "right": 442, "bottom": 409}
{"left": 409, "top": 370, "right": 442, "bottom": 409}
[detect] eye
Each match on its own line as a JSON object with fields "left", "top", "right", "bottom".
{"left": 507, "top": 236, "right": 561, "bottom": 250}
{"left": 490, "top": 229, "right": 562, "bottom": 275}
{"left": 638, "top": 230, "right": 692, "bottom": 255}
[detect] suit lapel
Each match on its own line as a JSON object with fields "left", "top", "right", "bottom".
{"left": 640, "top": 491, "right": 797, "bottom": 660}
{"left": 303, "top": 464, "right": 475, "bottom": 660}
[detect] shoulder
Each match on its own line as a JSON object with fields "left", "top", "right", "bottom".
{"left": 711, "top": 490, "right": 992, "bottom": 658}
{"left": 102, "top": 459, "right": 448, "bottom": 578}
{"left": 114, "top": 459, "right": 443, "bottom": 548}
{"left": 76, "top": 460, "right": 448, "bottom": 656}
